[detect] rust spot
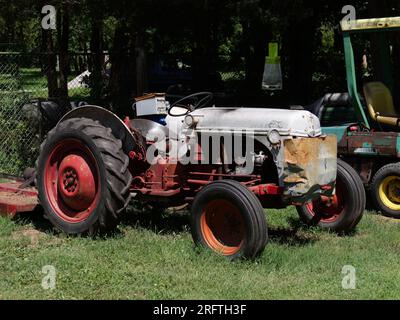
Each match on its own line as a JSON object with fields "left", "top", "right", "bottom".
{"left": 283, "top": 136, "right": 337, "bottom": 199}
{"left": 284, "top": 136, "right": 336, "bottom": 167}
{"left": 340, "top": 131, "right": 398, "bottom": 156}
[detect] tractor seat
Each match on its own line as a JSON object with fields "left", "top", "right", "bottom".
{"left": 363, "top": 82, "right": 400, "bottom": 127}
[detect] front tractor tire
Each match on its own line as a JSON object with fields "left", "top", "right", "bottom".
{"left": 190, "top": 180, "right": 268, "bottom": 260}
{"left": 371, "top": 163, "right": 400, "bottom": 219}
{"left": 296, "top": 159, "right": 365, "bottom": 234}
{"left": 37, "top": 118, "right": 133, "bottom": 235}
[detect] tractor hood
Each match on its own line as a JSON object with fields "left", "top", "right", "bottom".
{"left": 189, "top": 107, "right": 322, "bottom": 137}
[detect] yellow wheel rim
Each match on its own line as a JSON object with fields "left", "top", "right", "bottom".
{"left": 379, "top": 176, "right": 400, "bottom": 210}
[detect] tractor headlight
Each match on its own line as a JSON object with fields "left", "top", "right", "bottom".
{"left": 268, "top": 130, "right": 281, "bottom": 145}
{"left": 184, "top": 115, "right": 197, "bottom": 128}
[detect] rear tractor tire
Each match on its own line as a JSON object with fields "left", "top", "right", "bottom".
{"left": 371, "top": 163, "right": 400, "bottom": 219}
{"left": 36, "top": 117, "right": 133, "bottom": 235}
{"left": 296, "top": 159, "right": 365, "bottom": 234}
{"left": 190, "top": 180, "right": 268, "bottom": 260}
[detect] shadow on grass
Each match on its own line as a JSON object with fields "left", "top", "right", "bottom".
{"left": 12, "top": 207, "right": 125, "bottom": 239}
{"left": 11, "top": 203, "right": 333, "bottom": 246}
{"left": 287, "top": 216, "right": 359, "bottom": 238}
{"left": 11, "top": 203, "right": 187, "bottom": 239}
{"left": 267, "top": 217, "right": 318, "bottom": 246}
{"left": 120, "top": 203, "right": 190, "bottom": 235}
{"left": 13, "top": 207, "right": 53, "bottom": 233}
{"left": 268, "top": 228, "right": 316, "bottom": 246}
{"left": 122, "top": 203, "right": 318, "bottom": 246}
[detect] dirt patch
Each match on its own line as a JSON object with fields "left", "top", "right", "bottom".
{"left": 11, "top": 228, "right": 46, "bottom": 246}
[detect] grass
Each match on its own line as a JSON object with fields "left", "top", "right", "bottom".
{"left": 18, "top": 68, "right": 91, "bottom": 100}
{"left": 19, "top": 68, "right": 47, "bottom": 93}
{"left": 1, "top": 206, "right": 400, "bottom": 300}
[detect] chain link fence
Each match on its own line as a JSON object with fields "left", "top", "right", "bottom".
{"left": 0, "top": 51, "right": 245, "bottom": 176}
{"left": 0, "top": 52, "right": 91, "bottom": 175}
{"left": 0, "top": 53, "right": 39, "bottom": 175}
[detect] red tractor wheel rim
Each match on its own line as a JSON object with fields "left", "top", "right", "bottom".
{"left": 44, "top": 139, "right": 101, "bottom": 223}
{"left": 306, "top": 179, "right": 345, "bottom": 223}
{"left": 200, "top": 199, "right": 245, "bottom": 256}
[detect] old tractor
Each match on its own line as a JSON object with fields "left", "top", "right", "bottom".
{"left": 0, "top": 90, "right": 366, "bottom": 259}
{"left": 303, "top": 17, "right": 400, "bottom": 219}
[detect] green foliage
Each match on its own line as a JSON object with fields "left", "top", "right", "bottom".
{"left": 320, "top": 24, "right": 335, "bottom": 52}
{"left": 312, "top": 22, "right": 347, "bottom": 98}
{"left": 0, "top": 92, "right": 40, "bottom": 174}
{"left": 2, "top": 0, "right": 400, "bottom": 104}
{"left": 1, "top": 1, "right": 400, "bottom": 174}
{"left": 103, "top": 16, "right": 118, "bottom": 50}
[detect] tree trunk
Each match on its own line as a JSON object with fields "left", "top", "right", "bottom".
{"left": 135, "top": 32, "right": 148, "bottom": 97}
{"left": 282, "top": 16, "right": 318, "bottom": 105}
{"left": 57, "top": 2, "right": 70, "bottom": 108}
{"left": 41, "top": 29, "right": 58, "bottom": 99}
{"left": 192, "top": 0, "right": 213, "bottom": 91}
{"left": 90, "top": 14, "right": 104, "bottom": 103}
{"left": 242, "top": 19, "right": 270, "bottom": 95}
{"left": 108, "top": 22, "right": 136, "bottom": 116}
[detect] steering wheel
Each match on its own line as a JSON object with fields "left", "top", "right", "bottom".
{"left": 168, "top": 92, "right": 214, "bottom": 117}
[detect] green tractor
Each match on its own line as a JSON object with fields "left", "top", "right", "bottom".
{"left": 305, "top": 17, "right": 400, "bottom": 218}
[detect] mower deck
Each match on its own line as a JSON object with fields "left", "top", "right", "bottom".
{"left": 0, "top": 179, "right": 38, "bottom": 217}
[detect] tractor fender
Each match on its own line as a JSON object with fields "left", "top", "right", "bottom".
{"left": 58, "top": 105, "right": 138, "bottom": 154}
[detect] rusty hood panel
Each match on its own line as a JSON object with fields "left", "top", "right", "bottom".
{"left": 283, "top": 135, "right": 337, "bottom": 202}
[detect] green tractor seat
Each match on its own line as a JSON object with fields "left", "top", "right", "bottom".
{"left": 363, "top": 82, "right": 400, "bottom": 127}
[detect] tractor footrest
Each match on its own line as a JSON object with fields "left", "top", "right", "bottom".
{"left": 0, "top": 182, "right": 38, "bottom": 217}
